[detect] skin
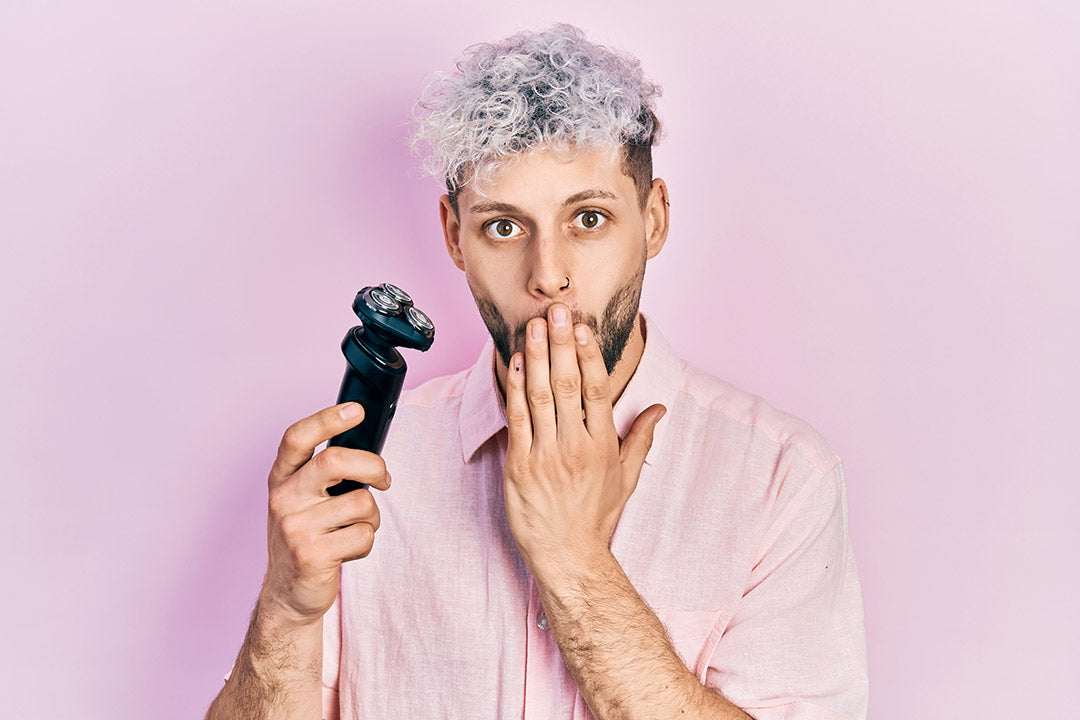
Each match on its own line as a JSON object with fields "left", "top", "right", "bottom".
{"left": 439, "top": 145, "right": 663, "bottom": 404}
{"left": 205, "top": 402, "right": 389, "bottom": 720}
{"left": 207, "top": 145, "right": 751, "bottom": 719}
{"left": 438, "top": 145, "right": 669, "bottom": 563}
{"left": 440, "top": 146, "right": 752, "bottom": 718}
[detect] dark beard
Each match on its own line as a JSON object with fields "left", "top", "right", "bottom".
{"left": 471, "top": 264, "right": 645, "bottom": 375}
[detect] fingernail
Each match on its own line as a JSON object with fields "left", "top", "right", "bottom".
{"left": 340, "top": 403, "right": 362, "bottom": 420}
{"left": 552, "top": 306, "right": 569, "bottom": 327}
{"left": 574, "top": 326, "right": 588, "bottom": 345}
{"left": 385, "top": 471, "right": 392, "bottom": 487}
{"left": 530, "top": 321, "right": 545, "bottom": 341}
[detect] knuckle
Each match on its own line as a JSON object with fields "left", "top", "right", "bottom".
{"left": 362, "top": 454, "right": 388, "bottom": 487}
{"left": 583, "top": 381, "right": 608, "bottom": 403}
{"left": 294, "top": 541, "right": 319, "bottom": 571}
{"left": 506, "top": 406, "right": 531, "bottom": 425}
{"left": 552, "top": 375, "right": 580, "bottom": 397}
{"left": 364, "top": 507, "right": 381, "bottom": 532}
{"left": 311, "top": 447, "right": 340, "bottom": 473}
{"left": 353, "top": 523, "right": 375, "bottom": 555}
{"left": 528, "top": 388, "right": 554, "bottom": 407}
{"left": 516, "top": 454, "right": 536, "bottom": 476}
{"left": 278, "top": 512, "right": 304, "bottom": 543}
{"left": 280, "top": 423, "right": 306, "bottom": 453}
{"left": 352, "top": 488, "right": 376, "bottom": 516}
{"left": 505, "top": 455, "right": 529, "bottom": 479}
{"left": 267, "top": 488, "right": 289, "bottom": 521}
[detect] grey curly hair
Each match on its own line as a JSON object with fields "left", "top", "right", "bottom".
{"left": 410, "top": 24, "right": 662, "bottom": 214}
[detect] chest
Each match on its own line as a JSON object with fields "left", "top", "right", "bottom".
{"left": 334, "top": 431, "right": 762, "bottom": 717}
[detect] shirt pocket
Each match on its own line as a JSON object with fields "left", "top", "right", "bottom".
{"left": 653, "top": 607, "right": 728, "bottom": 683}
{"left": 568, "top": 608, "right": 729, "bottom": 720}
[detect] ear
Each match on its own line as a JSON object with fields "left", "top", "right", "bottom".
{"left": 439, "top": 194, "right": 466, "bottom": 271}
{"left": 643, "top": 178, "right": 670, "bottom": 260}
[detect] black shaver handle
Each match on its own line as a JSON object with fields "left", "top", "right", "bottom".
{"left": 324, "top": 284, "right": 434, "bottom": 495}
{"left": 326, "top": 326, "right": 406, "bottom": 495}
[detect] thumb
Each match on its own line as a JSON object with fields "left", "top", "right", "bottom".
{"left": 619, "top": 403, "right": 667, "bottom": 482}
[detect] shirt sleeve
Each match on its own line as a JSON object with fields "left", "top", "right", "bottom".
{"left": 706, "top": 459, "right": 869, "bottom": 719}
{"left": 322, "top": 594, "right": 342, "bottom": 720}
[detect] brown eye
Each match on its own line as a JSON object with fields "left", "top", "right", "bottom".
{"left": 576, "top": 211, "right": 605, "bottom": 230}
{"left": 489, "top": 219, "right": 520, "bottom": 239}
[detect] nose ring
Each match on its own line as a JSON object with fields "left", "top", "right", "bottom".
{"left": 561, "top": 276, "right": 571, "bottom": 290}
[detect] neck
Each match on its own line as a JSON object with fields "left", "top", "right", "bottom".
{"left": 494, "top": 313, "right": 647, "bottom": 408}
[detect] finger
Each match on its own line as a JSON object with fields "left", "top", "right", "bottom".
{"left": 295, "top": 445, "right": 390, "bottom": 497}
{"left": 270, "top": 403, "right": 366, "bottom": 486}
{"left": 575, "top": 324, "right": 615, "bottom": 439}
{"left": 312, "top": 486, "right": 382, "bottom": 534}
{"left": 504, "top": 352, "right": 532, "bottom": 454}
{"left": 547, "top": 304, "right": 585, "bottom": 441}
{"left": 619, "top": 404, "right": 667, "bottom": 489}
{"left": 524, "top": 317, "right": 557, "bottom": 441}
{"left": 323, "top": 521, "right": 376, "bottom": 563}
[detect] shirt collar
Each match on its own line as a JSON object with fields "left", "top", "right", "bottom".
{"left": 458, "top": 314, "right": 683, "bottom": 462}
{"left": 459, "top": 338, "right": 508, "bottom": 462}
{"left": 610, "top": 315, "right": 682, "bottom": 446}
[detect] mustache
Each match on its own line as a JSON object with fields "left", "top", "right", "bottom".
{"left": 507, "top": 307, "right": 601, "bottom": 347}
{"left": 470, "top": 264, "right": 643, "bottom": 375}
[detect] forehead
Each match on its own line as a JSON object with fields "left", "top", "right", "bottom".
{"left": 460, "top": 145, "right": 634, "bottom": 210}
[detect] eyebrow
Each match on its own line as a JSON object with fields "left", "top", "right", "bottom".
{"left": 469, "top": 188, "right": 618, "bottom": 215}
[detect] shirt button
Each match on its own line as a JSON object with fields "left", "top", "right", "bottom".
{"left": 537, "top": 612, "right": 549, "bottom": 631}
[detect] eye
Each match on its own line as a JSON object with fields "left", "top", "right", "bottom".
{"left": 485, "top": 218, "right": 524, "bottom": 240}
{"left": 573, "top": 210, "right": 607, "bottom": 230}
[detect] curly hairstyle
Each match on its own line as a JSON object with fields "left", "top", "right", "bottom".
{"left": 410, "top": 24, "right": 662, "bottom": 213}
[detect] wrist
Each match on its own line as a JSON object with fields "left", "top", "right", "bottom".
{"left": 256, "top": 586, "right": 326, "bottom": 634}
{"left": 243, "top": 593, "right": 324, "bottom": 675}
{"left": 529, "top": 540, "right": 616, "bottom": 594}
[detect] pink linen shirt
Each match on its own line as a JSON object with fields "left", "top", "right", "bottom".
{"left": 322, "top": 316, "right": 868, "bottom": 719}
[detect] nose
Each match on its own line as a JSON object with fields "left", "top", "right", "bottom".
{"left": 527, "top": 231, "right": 572, "bottom": 300}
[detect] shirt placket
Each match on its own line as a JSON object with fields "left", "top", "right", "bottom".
{"left": 522, "top": 572, "right": 562, "bottom": 719}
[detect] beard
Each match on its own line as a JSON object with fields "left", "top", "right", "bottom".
{"left": 470, "top": 263, "right": 645, "bottom": 376}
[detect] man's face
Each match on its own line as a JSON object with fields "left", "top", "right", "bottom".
{"left": 442, "top": 146, "right": 662, "bottom": 375}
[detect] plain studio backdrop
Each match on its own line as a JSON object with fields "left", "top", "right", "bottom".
{"left": 1, "top": 1, "right": 1077, "bottom": 718}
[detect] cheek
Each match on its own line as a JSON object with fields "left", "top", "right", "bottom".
{"left": 462, "top": 242, "right": 525, "bottom": 287}
{"left": 457, "top": 246, "right": 516, "bottom": 300}
{"left": 576, "top": 247, "right": 638, "bottom": 294}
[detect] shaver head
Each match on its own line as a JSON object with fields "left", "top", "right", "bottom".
{"left": 351, "top": 283, "right": 435, "bottom": 352}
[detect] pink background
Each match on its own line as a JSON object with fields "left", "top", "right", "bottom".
{"left": 2, "top": 2, "right": 1077, "bottom": 717}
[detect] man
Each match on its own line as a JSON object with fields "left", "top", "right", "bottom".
{"left": 207, "top": 24, "right": 868, "bottom": 720}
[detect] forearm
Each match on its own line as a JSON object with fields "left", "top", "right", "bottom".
{"left": 205, "top": 595, "right": 324, "bottom": 720}
{"left": 536, "top": 549, "right": 751, "bottom": 720}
